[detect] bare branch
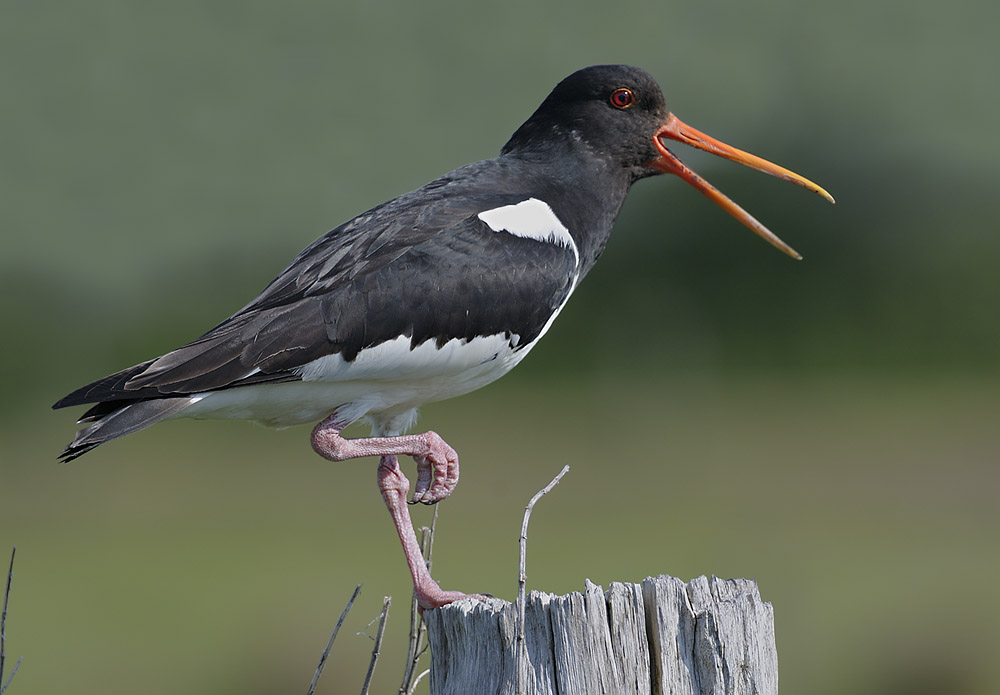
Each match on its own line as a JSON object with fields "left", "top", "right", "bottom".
{"left": 399, "top": 507, "right": 437, "bottom": 694}
{"left": 0, "top": 657, "right": 20, "bottom": 695}
{"left": 1, "top": 546, "right": 20, "bottom": 695}
{"left": 306, "top": 584, "right": 362, "bottom": 695}
{"left": 517, "top": 466, "right": 570, "bottom": 694}
{"left": 407, "top": 668, "right": 430, "bottom": 694}
{"left": 359, "top": 596, "right": 391, "bottom": 695}
{"left": 425, "top": 505, "right": 438, "bottom": 570}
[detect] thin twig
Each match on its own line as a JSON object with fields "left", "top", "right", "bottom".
{"left": 1, "top": 546, "right": 20, "bottom": 695}
{"left": 306, "top": 584, "right": 362, "bottom": 695}
{"left": 0, "top": 658, "right": 20, "bottom": 695}
{"left": 399, "top": 506, "right": 437, "bottom": 694}
{"left": 408, "top": 668, "right": 430, "bottom": 694}
{"left": 399, "top": 531, "right": 425, "bottom": 694}
{"left": 517, "top": 466, "right": 570, "bottom": 694}
{"left": 426, "top": 504, "right": 438, "bottom": 571}
{"left": 359, "top": 596, "right": 391, "bottom": 695}
{"left": 0, "top": 547, "right": 10, "bottom": 688}
{"left": 399, "top": 505, "right": 440, "bottom": 695}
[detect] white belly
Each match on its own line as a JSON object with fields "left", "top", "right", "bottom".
{"left": 181, "top": 332, "right": 530, "bottom": 428}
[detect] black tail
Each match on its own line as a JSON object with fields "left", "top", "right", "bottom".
{"left": 54, "top": 346, "right": 299, "bottom": 461}
{"left": 52, "top": 361, "right": 160, "bottom": 410}
{"left": 58, "top": 398, "right": 193, "bottom": 462}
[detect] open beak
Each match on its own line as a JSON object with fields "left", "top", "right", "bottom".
{"left": 651, "top": 113, "right": 835, "bottom": 260}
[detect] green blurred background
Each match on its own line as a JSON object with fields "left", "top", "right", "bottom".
{"left": 2, "top": 1, "right": 998, "bottom": 693}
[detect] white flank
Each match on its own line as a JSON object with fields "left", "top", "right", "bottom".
{"left": 478, "top": 198, "right": 579, "bottom": 266}
{"left": 295, "top": 334, "right": 514, "bottom": 382}
{"left": 182, "top": 333, "right": 529, "bottom": 429}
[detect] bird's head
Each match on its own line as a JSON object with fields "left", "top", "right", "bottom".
{"left": 504, "top": 65, "right": 834, "bottom": 259}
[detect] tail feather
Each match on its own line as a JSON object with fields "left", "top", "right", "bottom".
{"left": 59, "top": 398, "right": 194, "bottom": 462}
{"left": 52, "top": 361, "right": 158, "bottom": 409}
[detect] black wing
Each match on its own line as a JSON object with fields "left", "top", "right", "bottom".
{"left": 54, "top": 165, "right": 578, "bottom": 408}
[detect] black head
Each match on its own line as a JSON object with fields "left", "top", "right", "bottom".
{"left": 502, "top": 64, "right": 669, "bottom": 177}
{"left": 502, "top": 64, "right": 835, "bottom": 259}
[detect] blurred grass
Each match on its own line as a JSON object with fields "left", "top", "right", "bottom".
{"left": 3, "top": 375, "right": 999, "bottom": 694}
{"left": 3, "top": 0, "right": 999, "bottom": 693}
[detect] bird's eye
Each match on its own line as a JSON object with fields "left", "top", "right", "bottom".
{"left": 609, "top": 88, "right": 635, "bottom": 109}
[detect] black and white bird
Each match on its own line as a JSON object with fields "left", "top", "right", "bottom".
{"left": 54, "top": 65, "right": 833, "bottom": 609}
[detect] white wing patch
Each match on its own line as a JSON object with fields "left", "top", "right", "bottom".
{"left": 478, "top": 198, "right": 579, "bottom": 266}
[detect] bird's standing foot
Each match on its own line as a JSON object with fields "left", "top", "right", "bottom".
{"left": 415, "top": 584, "right": 487, "bottom": 611}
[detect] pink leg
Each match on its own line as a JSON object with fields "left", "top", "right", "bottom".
{"left": 377, "top": 455, "right": 485, "bottom": 610}
{"left": 310, "top": 415, "right": 484, "bottom": 610}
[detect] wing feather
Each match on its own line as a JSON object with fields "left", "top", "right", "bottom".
{"left": 54, "top": 163, "right": 578, "bottom": 407}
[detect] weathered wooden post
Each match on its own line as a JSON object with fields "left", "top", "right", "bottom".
{"left": 424, "top": 574, "right": 777, "bottom": 695}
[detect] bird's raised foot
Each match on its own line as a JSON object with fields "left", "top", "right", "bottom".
{"left": 311, "top": 419, "right": 460, "bottom": 504}
{"left": 409, "top": 431, "right": 458, "bottom": 504}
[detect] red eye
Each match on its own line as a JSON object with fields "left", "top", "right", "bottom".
{"left": 609, "top": 88, "right": 634, "bottom": 109}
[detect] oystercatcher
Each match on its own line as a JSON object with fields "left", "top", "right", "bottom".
{"left": 54, "top": 65, "right": 833, "bottom": 609}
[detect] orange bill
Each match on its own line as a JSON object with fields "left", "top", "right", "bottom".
{"left": 651, "top": 113, "right": 834, "bottom": 259}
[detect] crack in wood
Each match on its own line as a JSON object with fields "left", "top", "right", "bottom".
{"left": 424, "top": 574, "right": 777, "bottom": 695}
